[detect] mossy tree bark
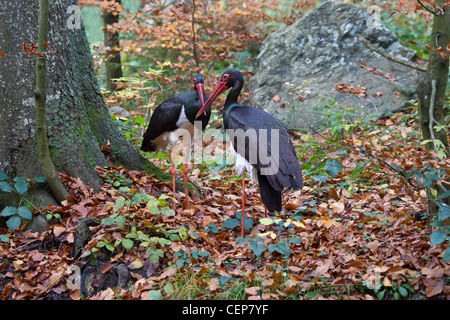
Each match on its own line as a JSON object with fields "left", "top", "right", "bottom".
{"left": 102, "top": 0, "right": 123, "bottom": 92}
{"left": 416, "top": 1, "right": 449, "bottom": 214}
{"left": 35, "top": 0, "right": 70, "bottom": 203}
{"left": 0, "top": 0, "right": 167, "bottom": 208}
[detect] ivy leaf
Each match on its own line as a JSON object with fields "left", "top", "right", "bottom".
{"left": 115, "top": 215, "right": 126, "bottom": 228}
{"left": 121, "top": 238, "right": 134, "bottom": 251}
{"left": 18, "top": 207, "right": 32, "bottom": 219}
{"left": 114, "top": 196, "right": 126, "bottom": 212}
{"left": 312, "top": 175, "right": 328, "bottom": 183}
{"left": 7, "top": 215, "right": 21, "bottom": 231}
{"left": 32, "top": 176, "right": 47, "bottom": 183}
{"left": 14, "top": 180, "right": 29, "bottom": 195}
{"left": 259, "top": 218, "right": 274, "bottom": 226}
{"left": 1, "top": 206, "right": 18, "bottom": 217}
{"left": 289, "top": 237, "right": 303, "bottom": 244}
{"left": 324, "top": 159, "right": 343, "bottom": 178}
{"left": 147, "top": 290, "right": 163, "bottom": 300}
{"left": 0, "top": 234, "right": 9, "bottom": 243}
{"left": 0, "top": 181, "right": 11, "bottom": 192}
{"left": 222, "top": 218, "right": 240, "bottom": 229}
{"left": 443, "top": 247, "right": 450, "bottom": 262}
{"left": 430, "top": 229, "right": 447, "bottom": 246}
{"left": 0, "top": 170, "right": 9, "bottom": 181}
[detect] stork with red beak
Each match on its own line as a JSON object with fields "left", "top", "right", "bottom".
{"left": 196, "top": 70, "right": 303, "bottom": 237}
{"left": 141, "top": 74, "right": 210, "bottom": 209}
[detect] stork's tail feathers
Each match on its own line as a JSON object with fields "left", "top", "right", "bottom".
{"left": 257, "top": 173, "right": 282, "bottom": 212}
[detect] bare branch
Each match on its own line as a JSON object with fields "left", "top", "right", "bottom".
{"left": 417, "top": 0, "right": 439, "bottom": 15}
{"left": 359, "top": 36, "right": 427, "bottom": 72}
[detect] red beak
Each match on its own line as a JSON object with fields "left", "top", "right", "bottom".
{"left": 195, "top": 80, "right": 228, "bottom": 118}
{"left": 196, "top": 83, "right": 205, "bottom": 108}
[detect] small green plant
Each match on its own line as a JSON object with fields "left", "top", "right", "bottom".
{"left": 430, "top": 217, "right": 450, "bottom": 262}
{"left": 173, "top": 248, "right": 210, "bottom": 269}
{"left": 102, "top": 169, "right": 133, "bottom": 188}
{"left": 99, "top": 191, "right": 176, "bottom": 262}
{"left": 0, "top": 170, "right": 46, "bottom": 242}
{"left": 370, "top": 282, "right": 414, "bottom": 300}
{"left": 45, "top": 210, "right": 61, "bottom": 221}
{"left": 237, "top": 237, "right": 267, "bottom": 259}
{"left": 174, "top": 249, "right": 191, "bottom": 269}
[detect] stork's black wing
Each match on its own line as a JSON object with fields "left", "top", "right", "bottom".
{"left": 140, "top": 96, "right": 184, "bottom": 152}
{"left": 225, "top": 105, "right": 303, "bottom": 191}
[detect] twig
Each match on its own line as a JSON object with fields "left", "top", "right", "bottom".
{"left": 428, "top": 79, "right": 438, "bottom": 153}
{"left": 417, "top": 0, "right": 439, "bottom": 15}
{"left": 359, "top": 36, "right": 427, "bottom": 72}
{"left": 9, "top": 239, "right": 41, "bottom": 253}
{"left": 191, "top": 0, "right": 199, "bottom": 67}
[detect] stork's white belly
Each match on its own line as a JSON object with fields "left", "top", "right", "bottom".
{"left": 229, "top": 141, "right": 257, "bottom": 182}
{"left": 170, "top": 105, "right": 195, "bottom": 144}
{"left": 151, "top": 105, "right": 195, "bottom": 151}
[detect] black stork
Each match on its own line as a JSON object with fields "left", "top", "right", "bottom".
{"left": 195, "top": 70, "right": 303, "bottom": 238}
{"left": 141, "top": 74, "right": 211, "bottom": 210}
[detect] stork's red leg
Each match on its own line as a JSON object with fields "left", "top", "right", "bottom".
{"left": 171, "top": 161, "right": 177, "bottom": 211}
{"left": 183, "top": 163, "right": 189, "bottom": 209}
{"left": 264, "top": 206, "right": 268, "bottom": 218}
{"left": 241, "top": 173, "right": 246, "bottom": 238}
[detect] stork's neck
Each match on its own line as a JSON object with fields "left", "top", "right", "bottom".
{"left": 224, "top": 80, "right": 243, "bottom": 111}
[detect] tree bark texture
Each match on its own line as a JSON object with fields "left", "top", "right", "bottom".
{"left": 416, "top": 2, "right": 450, "bottom": 214}
{"left": 0, "top": 0, "right": 166, "bottom": 207}
{"left": 35, "top": 0, "right": 70, "bottom": 203}
{"left": 417, "top": 3, "right": 449, "bottom": 157}
{"left": 103, "top": 0, "right": 123, "bottom": 92}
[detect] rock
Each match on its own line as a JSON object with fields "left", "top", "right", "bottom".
{"left": 26, "top": 214, "right": 48, "bottom": 234}
{"left": 109, "top": 106, "right": 132, "bottom": 119}
{"left": 71, "top": 217, "right": 101, "bottom": 259}
{"left": 251, "top": 1, "right": 424, "bottom": 129}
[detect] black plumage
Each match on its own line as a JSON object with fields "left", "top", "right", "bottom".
{"left": 141, "top": 74, "right": 210, "bottom": 153}
{"left": 141, "top": 74, "right": 211, "bottom": 209}
{"left": 196, "top": 70, "right": 303, "bottom": 236}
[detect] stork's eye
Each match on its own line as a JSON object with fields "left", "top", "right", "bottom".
{"left": 222, "top": 74, "right": 229, "bottom": 81}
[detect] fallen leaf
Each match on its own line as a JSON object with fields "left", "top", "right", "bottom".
{"left": 31, "top": 251, "right": 44, "bottom": 262}
{"left": 209, "top": 277, "right": 219, "bottom": 292}
{"left": 366, "top": 241, "right": 381, "bottom": 250}
{"left": 48, "top": 269, "right": 64, "bottom": 287}
{"left": 288, "top": 266, "right": 302, "bottom": 273}
{"left": 128, "top": 259, "right": 143, "bottom": 270}
{"left": 423, "top": 278, "right": 444, "bottom": 297}
{"left": 158, "top": 267, "right": 177, "bottom": 279}
{"left": 13, "top": 260, "right": 23, "bottom": 271}
{"left": 69, "top": 288, "right": 81, "bottom": 300}
{"left": 315, "top": 260, "right": 332, "bottom": 275}
{"left": 53, "top": 226, "right": 66, "bottom": 237}
{"left": 383, "top": 277, "right": 392, "bottom": 287}
{"left": 245, "top": 286, "right": 260, "bottom": 295}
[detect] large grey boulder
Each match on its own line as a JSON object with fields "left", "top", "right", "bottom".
{"left": 251, "top": 1, "right": 424, "bottom": 129}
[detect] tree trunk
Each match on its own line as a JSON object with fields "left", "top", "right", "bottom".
{"left": 35, "top": 0, "right": 70, "bottom": 203}
{"left": 0, "top": 0, "right": 167, "bottom": 208}
{"left": 103, "top": 0, "right": 123, "bottom": 92}
{"left": 417, "top": 3, "right": 449, "bottom": 157}
{"left": 416, "top": 2, "right": 450, "bottom": 214}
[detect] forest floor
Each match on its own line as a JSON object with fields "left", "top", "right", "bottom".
{"left": 0, "top": 107, "right": 449, "bottom": 300}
